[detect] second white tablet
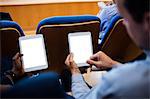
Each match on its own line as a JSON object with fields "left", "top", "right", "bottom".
{"left": 19, "top": 34, "right": 48, "bottom": 72}
{"left": 68, "top": 32, "right": 93, "bottom": 67}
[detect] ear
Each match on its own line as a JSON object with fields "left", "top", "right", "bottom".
{"left": 143, "top": 12, "right": 150, "bottom": 34}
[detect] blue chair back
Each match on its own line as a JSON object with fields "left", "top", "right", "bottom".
{"left": 0, "top": 20, "right": 25, "bottom": 73}
{"left": 98, "top": 15, "right": 144, "bottom": 63}
{"left": 36, "top": 15, "right": 100, "bottom": 73}
{"left": 100, "top": 15, "right": 122, "bottom": 45}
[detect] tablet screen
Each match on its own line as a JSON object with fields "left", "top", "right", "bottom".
{"left": 68, "top": 32, "right": 93, "bottom": 67}
{"left": 19, "top": 34, "right": 48, "bottom": 72}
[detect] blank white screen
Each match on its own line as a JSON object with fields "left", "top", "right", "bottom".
{"left": 20, "top": 37, "right": 47, "bottom": 70}
{"left": 69, "top": 33, "right": 93, "bottom": 66}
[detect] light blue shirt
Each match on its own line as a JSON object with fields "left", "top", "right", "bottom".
{"left": 72, "top": 51, "right": 150, "bottom": 99}
{"left": 97, "top": 4, "right": 119, "bottom": 40}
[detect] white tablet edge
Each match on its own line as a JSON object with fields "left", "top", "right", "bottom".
{"left": 19, "top": 34, "right": 48, "bottom": 72}
{"left": 68, "top": 31, "right": 93, "bottom": 67}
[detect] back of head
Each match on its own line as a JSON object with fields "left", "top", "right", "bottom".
{"left": 116, "top": 0, "right": 150, "bottom": 50}
{"left": 123, "top": 0, "right": 149, "bottom": 23}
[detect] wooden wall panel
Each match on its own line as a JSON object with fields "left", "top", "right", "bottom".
{"left": 0, "top": 2, "right": 99, "bottom": 34}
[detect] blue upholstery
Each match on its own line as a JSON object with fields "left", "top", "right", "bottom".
{"left": 0, "top": 20, "right": 24, "bottom": 36}
{"left": 2, "top": 72, "right": 74, "bottom": 98}
{"left": 37, "top": 15, "right": 100, "bottom": 32}
{"left": 100, "top": 15, "right": 122, "bottom": 45}
{"left": 100, "top": 19, "right": 107, "bottom": 31}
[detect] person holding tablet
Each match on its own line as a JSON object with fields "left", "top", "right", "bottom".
{"left": 65, "top": 0, "right": 150, "bottom": 98}
{"left": 1, "top": 53, "right": 25, "bottom": 92}
{"left": 1, "top": 33, "right": 48, "bottom": 90}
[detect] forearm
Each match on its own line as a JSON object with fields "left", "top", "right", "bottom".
{"left": 71, "top": 74, "right": 91, "bottom": 99}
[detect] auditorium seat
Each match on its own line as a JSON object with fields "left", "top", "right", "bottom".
{"left": 0, "top": 20, "right": 25, "bottom": 73}
{"left": 36, "top": 15, "right": 100, "bottom": 73}
{"left": 98, "top": 15, "right": 145, "bottom": 63}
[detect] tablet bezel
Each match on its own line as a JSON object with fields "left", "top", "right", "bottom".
{"left": 68, "top": 31, "right": 93, "bottom": 67}
{"left": 19, "top": 34, "right": 48, "bottom": 72}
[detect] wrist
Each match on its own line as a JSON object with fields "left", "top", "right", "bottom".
{"left": 71, "top": 68, "right": 81, "bottom": 75}
{"left": 11, "top": 68, "right": 24, "bottom": 77}
{"left": 111, "top": 60, "right": 120, "bottom": 67}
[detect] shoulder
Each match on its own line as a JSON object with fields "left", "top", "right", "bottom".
{"left": 99, "top": 59, "right": 150, "bottom": 97}
{"left": 112, "top": 58, "right": 148, "bottom": 74}
{"left": 102, "top": 59, "right": 150, "bottom": 86}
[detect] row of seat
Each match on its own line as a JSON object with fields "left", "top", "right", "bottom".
{"left": 0, "top": 15, "right": 144, "bottom": 74}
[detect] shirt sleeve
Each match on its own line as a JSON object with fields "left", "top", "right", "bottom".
{"left": 71, "top": 73, "right": 112, "bottom": 99}
{"left": 71, "top": 74, "right": 91, "bottom": 99}
{"left": 97, "top": 8, "right": 107, "bottom": 21}
{"left": 71, "top": 62, "right": 148, "bottom": 99}
{"left": 1, "top": 74, "right": 13, "bottom": 85}
{"left": 97, "top": 8, "right": 109, "bottom": 33}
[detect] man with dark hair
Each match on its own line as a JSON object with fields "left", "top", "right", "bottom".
{"left": 65, "top": 0, "right": 150, "bottom": 98}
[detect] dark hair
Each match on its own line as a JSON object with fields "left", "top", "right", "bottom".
{"left": 124, "top": 0, "right": 150, "bottom": 23}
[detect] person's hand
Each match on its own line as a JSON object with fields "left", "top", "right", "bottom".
{"left": 11, "top": 53, "right": 24, "bottom": 76}
{"left": 65, "top": 53, "right": 81, "bottom": 75}
{"left": 87, "top": 51, "right": 120, "bottom": 69}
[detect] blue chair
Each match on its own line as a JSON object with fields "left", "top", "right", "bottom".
{"left": 36, "top": 15, "right": 100, "bottom": 73}
{"left": 98, "top": 15, "right": 144, "bottom": 63}
{"left": 2, "top": 72, "right": 74, "bottom": 98}
{"left": 0, "top": 20, "right": 25, "bottom": 74}
{"left": 99, "top": 15, "right": 123, "bottom": 44}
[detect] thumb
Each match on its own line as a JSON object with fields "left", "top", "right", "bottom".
{"left": 70, "top": 53, "right": 74, "bottom": 62}
{"left": 87, "top": 59, "right": 100, "bottom": 66}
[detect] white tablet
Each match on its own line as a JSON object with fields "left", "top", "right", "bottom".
{"left": 19, "top": 34, "right": 48, "bottom": 72}
{"left": 68, "top": 32, "right": 93, "bottom": 67}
